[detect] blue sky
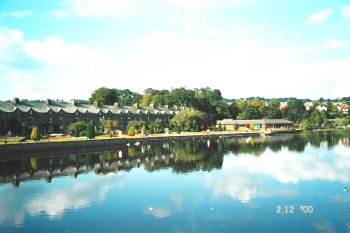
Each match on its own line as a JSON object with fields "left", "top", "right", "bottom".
{"left": 1, "top": 0, "right": 350, "bottom": 100}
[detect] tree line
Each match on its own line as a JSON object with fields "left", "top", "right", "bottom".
{"left": 89, "top": 87, "right": 350, "bottom": 132}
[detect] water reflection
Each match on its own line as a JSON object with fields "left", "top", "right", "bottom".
{"left": 0, "top": 130, "right": 349, "bottom": 186}
{"left": 0, "top": 130, "right": 349, "bottom": 232}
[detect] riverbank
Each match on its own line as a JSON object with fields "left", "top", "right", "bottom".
{"left": 0, "top": 130, "right": 300, "bottom": 155}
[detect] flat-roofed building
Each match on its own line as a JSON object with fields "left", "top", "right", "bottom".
{"left": 217, "top": 119, "right": 294, "bottom": 131}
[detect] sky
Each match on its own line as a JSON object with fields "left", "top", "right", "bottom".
{"left": 1, "top": 0, "right": 350, "bottom": 101}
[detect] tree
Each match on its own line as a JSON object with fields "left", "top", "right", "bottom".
{"left": 141, "top": 124, "right": 146, "bottom": 134}
{"left": 128, "top": 126, "right": 136, "bottom": 136}
{"left": 68, "top": 121, "right": 87, "bottom": 137}
{"left": 102, "top": 119, "right": 119, "bottom": 134}
{"left": 234, "top": 123, "right": 239, "bottom": 131}
{"left": 86, "top": 121, "right": 96, "bottom": 139}
{"left": 139, "top": 92, "right": 153, "bottom": 107}
{"left": 301, "top": 119, "right": 310, "bottom": 131}
{"left": 218, "top": 123, "right": 223, "bottom": 131}
{"left": 170, "top": 109, "right": 205, "bottom": 132}
{"left": 30, "top": 127, "right": 40, "bottom": 141}
{"left": 89, "top": 87, "right": 117, "bottom": 105}
{"left": 175, "top": 125, "right": 181, "bottom": 134}
{"left": 223, "top": 125, "right": 226, "bottom": 131}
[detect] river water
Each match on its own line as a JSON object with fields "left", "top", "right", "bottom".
{"left": 0, "top": 130, "right": 350, "bottom": 233}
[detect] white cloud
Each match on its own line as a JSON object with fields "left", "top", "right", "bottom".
{"left": 205, "top": 142, "right": 350, "bottom": 203}
{"left": 341, "top": 5, "right": 350, "bottom": 18}
{"left": 25, "top": 175, "right": 116, "bottom": 217}
{"left": 0, "top": 10, "right": 33, "bottom": 18}
{"left": 50, "top": 10, "right": 70, "bottom": 18}
{"left": 305, "top": 8, "right": 332, "bottom": 25}
{"left": 65, "top": 0, "right": 146, "bottom": 17}
{"left": 323, "top": 39, "right": 349, "bottom": 49}
{"left": 0, "top": 27, "right": 121, "bottom": 99}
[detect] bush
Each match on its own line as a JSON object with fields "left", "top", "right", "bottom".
{"left": 128, "top": 126, "right": 136, "bottom": 136}
{"left": 30, "top": 127, "right": 40, "bottom": 141}
{"left": 218, "top": 123, "right": 222, "bottom": 131}
{"left": 249, "top": 123, "right": 255, "bottom": 131}
{"left": 234, "top": 123, "right": 239, "bottom": 131}
{"left": 79, "top": 131, "right": 86, "bottom": 137}
{"left": 68, "top": 121, "right": 87, "bottom": 137}
{"left": 86, "top": 121, "right": 95, "bottom": 139}
{"left": 223, "top": 125, "right": 226, "bottom": 131}
{"left": 175, "top": 125, "right": 181, "bottom": 134}
{"left": 141, "top": 125, "right": 146, "bottom": 134}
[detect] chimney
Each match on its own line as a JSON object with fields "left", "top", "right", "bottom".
{"left": 134, "top": 103, "right": 138, "bottom": 108}
{"left": 94, "top": 101, "right": 100, "bottom": 107}
{"left": 114, "top": 102, "right": 119, "bottom": 107}
{"left": 45, "top": 99, "right": 52, "bottom": 105}
{"left": 164, "top": 105, "right": 169, "bottom": 109}
{"left": 173, "top": 105, "right": 178, "bottom": 110}
{"left": 12, "top": 97, "right": 20, "bottom": 104}
{"left": 149, "top": 103, "right": 154, "bottom": 108}
{"left": 70, "top": 100, "right": 77, "bottom": 106}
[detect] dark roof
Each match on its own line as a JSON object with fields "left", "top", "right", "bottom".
{"left": 217, "top": 119, "right": 294, "bottom": 125}
{"left": 0, "top": 100, "right": 177, "bottom": 115}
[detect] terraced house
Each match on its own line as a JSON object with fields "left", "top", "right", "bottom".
{"left": 0, "top": 98, "right": 179, "bottom": 136}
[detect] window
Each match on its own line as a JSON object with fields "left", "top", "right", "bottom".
{"left": 59, "top": 125, "right": 63, "bottom": 130}
{"left": 49, "top": 111, "right": 52, "bottom": 116}
{"left": 75, "top": 111, "right": 79, "bottom": 116}
{"left": 59, "top": 116, "right": 63, "bottom": 124}
{"left": 48, "top": 126, "right": 53, "bottom": 132}
{"left": 28, "top": 117, "right": 33, "bottom": 123}
{"left": 29, "top": 109, "right": 33, "bottom": 115}
{"left": 49, "top": 117, "right": 53, "bottom": 123}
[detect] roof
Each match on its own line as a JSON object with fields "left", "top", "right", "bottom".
{"left": 0, "top": 99, "right": 177, "bottom": 115}
{"left": 338, "top": 104, "right": 349, "bottom": 109}
{"left": 217, "top": 119, "right": 294, "bottom": 125}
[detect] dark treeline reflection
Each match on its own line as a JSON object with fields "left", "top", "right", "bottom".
{"left": 1, "top": 130, "right": 349, "bottom": 187}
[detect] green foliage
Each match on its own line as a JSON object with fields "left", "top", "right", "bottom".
{"left": 86, "top": 121, "right": 96, "bottom": 139}
{"left": 218, "top": 123, "right": 222, "bottom": 131}
{"left": 128, "top": 126, "right": 136, "bottom": 136}
{"left": 89, "top": 87, "right": 142, "bottom": 106}
{"left": 301, "top": 119, "right": 311, "bottom": 131}
{"left": 171, "top": 109, "right": 205, "bottom": 132}
{"left": 68, "top": 121, "right": 87, "bottom": 137}
{"left": 89, "top": 87, "right": 116, "bottom": 105}
{"left": 30, "top": 127, "right": 40, "bottom": 141}
{"left": 102, "top": 119, "right": 119, "bottom": 133}
{"left": 234, "top": 123, "right": 239, "bottom": 131}
{"left": 79, "top": 131, "right": 86, "bottom": 137}
{"left": 175, "top": 125, "right": 181, "bottom": 134}
{"left": 141, "top": 124, "right": 146, "bottom": 133}
{"left": 223, "top": 125, "right": 226, "bottom": 131}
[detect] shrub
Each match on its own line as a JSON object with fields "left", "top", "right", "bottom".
{"left": 79, "top": 131, "right": 86, "bottom": 137}
{"left": 141, "top": 125, "right": 146, "bottom": 134}
{"left": 30, "top": 127, "right": 40, "bottom": 141}
{"left": 86, "top": 121, "right": 95, "bottom": 139}
{"left": 249, "top": 123, "right": 255, "bottom": 131}
{"left": 128, "top": 126, "right": 136, "bottom": 136}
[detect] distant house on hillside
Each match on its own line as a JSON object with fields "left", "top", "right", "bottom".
{"left": 216, "top": 119, "right": 294, "bottom": 131}
{"left": 316, "top": 105, "right": 327, "bottom": 112}
{"left": 337, "top": 104, "right": 349, "bottom": 114}
{"left": 304, "top": 102, "right": 313, "bottom": 111}
{"left": 279, "top": 102, "right": 288, "bottom": 110}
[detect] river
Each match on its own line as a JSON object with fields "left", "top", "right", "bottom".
{"left": 0, "top": 130, "right": 350, "bottom": 233}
